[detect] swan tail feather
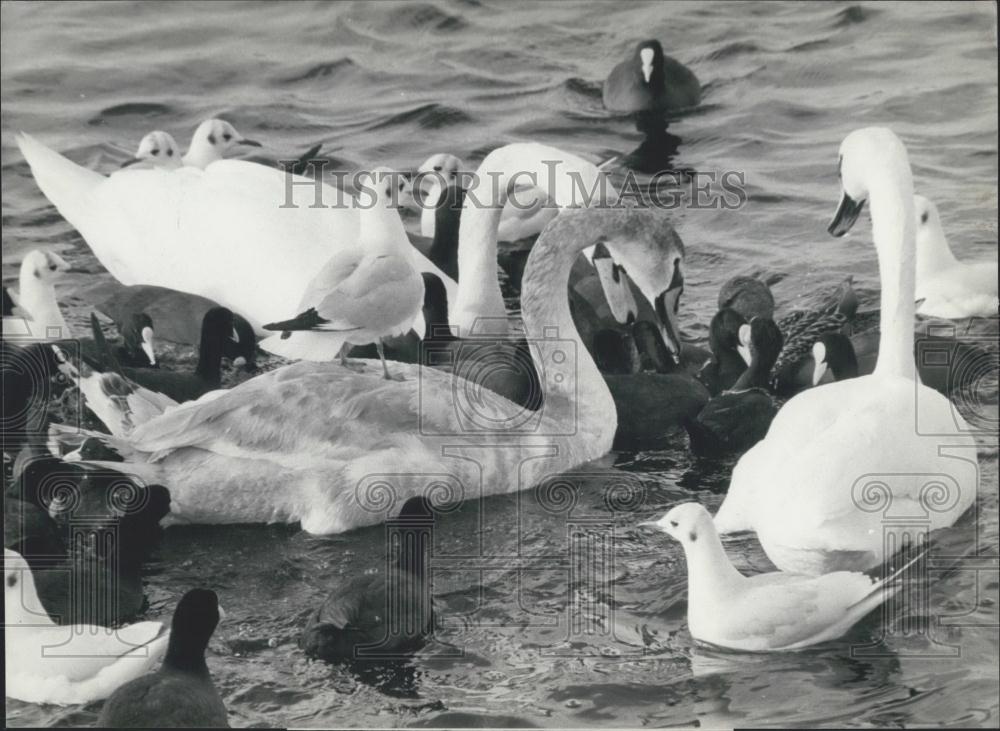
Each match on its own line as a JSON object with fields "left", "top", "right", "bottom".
{"left": 16, "top": 132, "right": 104, "bottom": 226}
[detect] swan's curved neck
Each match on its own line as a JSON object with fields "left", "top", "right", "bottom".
{"left": 520, "top": 221, "right": 615, "bottom": 442}
{"left": 452, "top": 145, "right": 609, "bottom": 339}
{"left": 870, "top": 167, "right": 917, "bottom": 380}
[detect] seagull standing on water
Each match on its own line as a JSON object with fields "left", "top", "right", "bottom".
{"left": 262, "top": 168, "right": 425, "bottom": 379}
{"left": 642, "top": 503, "right": 915, "bottom": 652}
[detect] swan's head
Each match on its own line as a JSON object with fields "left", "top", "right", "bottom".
{"left": 603, "top": 209, "right": 686, "bottom": 356}
{"left": 121, "top": 130, "right": 182, "bottom": 169}
{"left": 811, "top": 332, "right": 859, "bottom": 386}
{"left": 641, "top": 502, "right": 714, "bottom": 546}
{"left": 417, "top": 153, "right": 463, "bottom": 199}
{"left": 187, "top": 118, "right": 262, "bottom": 166}
{"left": 828, "top": 127, "right": 909, "bottom": 237}
{"left": 357, "top": 166, "right": 414, "bottom": 210}
{"left": 4, "top": 548, "right": 45, "bottom": 626}
{"left": 635, "top": 40, "right": 663, "bottom": 84}
{"left": 20, "top": 249, "right": 72, "bottom": 285}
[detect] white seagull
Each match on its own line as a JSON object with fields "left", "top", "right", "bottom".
{"left": 643, "top": 503, "right": 916, "bottom": 652}
{"left": 180, "top": 118, "right": 262, "bottom": 168}
{"left": 261, "top": 167, "right": 424, "bottom": 377}
{"left": 120, "top": 130, "right": 183, "bottom": 170}
{"left": 913, "top": 193, "right": 998, "bottom": 319}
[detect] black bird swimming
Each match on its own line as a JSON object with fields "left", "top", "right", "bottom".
{"left": 97, "top": 588, "right": 228, "bottom": 728}
{"left": 696, "top": 308, "right": 749, "bottom": 397}
{"left": 90, "top": 308, "right": 238, "bottom": 403}
{"left": 684, "top": 317, "right": 784, "bottom": 457}
{"left": 603, "top": 39, "right": 701, "bottom": 114}
{"left": 301, "top": 496, "right": 435, "bottom": 664}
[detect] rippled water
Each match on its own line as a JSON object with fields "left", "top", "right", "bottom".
{"left": 2, "top": 1, "right": 998, "bottom": 728}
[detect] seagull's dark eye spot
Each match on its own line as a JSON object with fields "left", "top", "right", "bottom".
{"left": 151, "top": 149, "right": 160, "bottom": 156}
{"left": 49, "top": 263, "right": 57, "bottom": 271}
{"left": 433, "top": 165, "right": 442, "bottom": 172}
{"left": 920, "top": 211, "right": 929, "bottom": 224}
{"left": 208, "top": 133, "right": 217, "bottom": 145}
{"left": 167, "top": 149, "right": 173, "bottom": 157}
{"left": 223, "top": 133, "right": 232, "bottom": 142}
{"left": 669, "top": 520, "right": 678, "bottom": 528}
{"left": 688, "top": 530, "right": 697, "bottom": 542}
{"left": 6, "top": 574, "right": 15, "bottom": 588}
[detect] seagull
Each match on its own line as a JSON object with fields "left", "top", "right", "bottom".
{"left": 262, "top": 168, "right": 424, "bottom": 379}
{"left": 181, "top": 118, "right": 261, "bottom": 168}
{"left": 120, "top": 131, "right": 183, "bottom": 170}
{"left": 642, "top": 503, "right": 918, "bottom": 651}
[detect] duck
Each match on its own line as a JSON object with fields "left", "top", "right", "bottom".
{"left": 417, "top": 153, "right": 558, "bottom": 244}
{"left": 5, "top": 455, "right": 170, "bottom": 626}
{"left": 261, "top": 168, "right": 425, "bottom": 378}
{"left": 717, "top": 275, "right": 776, "bottom": 320}
{"left": 301, "top": 496, "right": 435, "bottom": 663}
{"left": 769, "top": 276, "right": 858, "bottom": 396}
{"left": 48, "top": 199, "right": 684, "bottom": 535}
{"left": 3, "top": 249, "right": 76, "bottom": 341}
{"left": 4, "top": 547, "right": 169, "bottom": 705}
{"left": 603, "top": 39, "right": 701, "bottom": 114}
{"left": 642, "top": 503, "right": 915, "bottom": 651}
{"left": 180, "top": 118, "right": 261, "bottom": 168}
{"left": 695, "top": 308, "right": 749, "bottom": 396}
{"left": 120, "top": 131, "right": 183, "bottom": 170}
{"left": 713, "top": 127, "right": 979, "bottom": 575}
{"left": 912, "top": 194, "right": 998, "bottom": 318}
{"left": 15, "top": 132, "right": 454, "bottom": 361}
{"left": 97, "top": 588, "right": 228, "bottom": 728}
{"left": 81, "top": 311, "right": 158, "bottom": 368}
{"left": 91, "top": 308, "right": 238, "bottom": 403}
{"left": 811, "top": 332, "right": 859, "bottom": 387}
{"left": 683, "top": 316, "right": 783, "bottom": 457}
{"left": 91, "top": 282, "right": 257, "bottom": 370}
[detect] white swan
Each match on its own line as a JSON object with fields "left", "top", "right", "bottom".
{"left": 644, "top": 504, "right": 912, "bottom": 651}
{"left": 120, "top": 130, "right": 182, "bottom": 170}
{"left": 180, "top": 118, "right": 261, "bottom": 168}
{"left": 57, "top": 203, "right": 680, "bottom": 535}
{"left": 913, "top": 194, "right": 998, "bottom": 318}
{"left": 4, "top": 548, "right": 168, "bottom": 706}
{"left": 16, "top": 131, "right": 456, "bottom": 361}
{"left": 417, "top": 153, "right": 558, "bottom": 243}
{"left": 713, "top": 128, "right": 979, "bottom": 575}
{"left": 260, "top": 168, "right": 425, "bottom": 375}
{"left": 2, "top": 250, "right": 74, "bottom": 340}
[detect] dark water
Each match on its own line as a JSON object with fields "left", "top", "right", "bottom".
{"left": 2, "top": 1, "right": 998, "bottom": 728}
